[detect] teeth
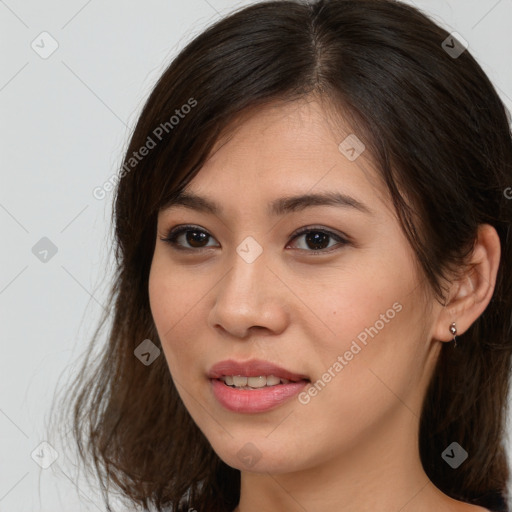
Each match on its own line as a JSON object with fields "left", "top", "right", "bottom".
{"left": 247, "top": 376, "right": 270, "bottom": 388}
{"left": 232, "top": 376, "right": 247, "bottom": 387}
{"left": 266, "top": 375, "right": 284, "bottom": 386}
{"left": 220, "top": 374, "right": 292, "bottom": 389}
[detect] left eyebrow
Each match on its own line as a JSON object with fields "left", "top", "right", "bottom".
{"left": 268, "top": 191, "right": 374, "bottom": 216}
{"left": 161, "top": 190, "right": 374, "bottom": 216}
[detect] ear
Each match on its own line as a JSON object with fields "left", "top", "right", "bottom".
{"left": 433, "top": 224, "right": 501, "bottom": 342}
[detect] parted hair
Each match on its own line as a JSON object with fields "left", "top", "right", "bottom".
{"left": 55, "top": 1, "right": 512, "bottom": 511}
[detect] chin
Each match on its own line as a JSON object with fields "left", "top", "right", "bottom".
{"left": 209, "top": 435, "right": 304, "bottom": 474}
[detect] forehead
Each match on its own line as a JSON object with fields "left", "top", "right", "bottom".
{"left": 207, "top": 99, "right": 381, "bottom": 183}
{"left": 159, "top": 98, "right": 394, "bottom": 220}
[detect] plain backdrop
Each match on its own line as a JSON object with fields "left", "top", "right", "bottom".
{"left": 1, "top": 0, "right": 511, "bottom": 510}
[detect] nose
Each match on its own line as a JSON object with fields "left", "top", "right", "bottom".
{"left": 208, "top": 247, "right": 289, "bottom": 339}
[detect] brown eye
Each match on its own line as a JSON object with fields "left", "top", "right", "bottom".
{"left": 184, "top": 230, "right": 209, "bottom": 248}
{"left": 287, "top": 227, "right": 348, "bottom": 253}
{"left": 160, "top": 225, "right": 219, "bottom": 251}
{"left": 304, "top": 231, "right": 330, "bottom": 250}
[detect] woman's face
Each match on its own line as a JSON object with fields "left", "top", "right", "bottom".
{"left": 149, "top": 98, "right": 442, "bottom": 474}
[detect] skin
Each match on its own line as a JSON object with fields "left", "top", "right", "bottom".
{"left": 148, "top": 97, "right": 499, "bottom": 512}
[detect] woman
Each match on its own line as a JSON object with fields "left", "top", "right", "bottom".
{"left": 57, "top": 0, "right": 512, "bottom": 510}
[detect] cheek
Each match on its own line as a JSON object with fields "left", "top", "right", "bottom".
{"left": 304, "top": 261, "right": 409, "bottom": 354}
{"left": 303, "top": 254, "right": 424, "bottom": 398}
{"left": 148, "top": 260, "right": 173, "bottom": 335}
{"left": 304, "top": 283, "right": 427, "bottom": 434}
{"left": 148, "top": 257, "right": 200, "bottom": 369}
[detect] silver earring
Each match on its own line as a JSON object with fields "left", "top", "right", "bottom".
{"left": 449, "top": 322, "right": 457, "bottom": 347}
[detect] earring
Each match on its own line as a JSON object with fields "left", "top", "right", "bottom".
{"left": 449, "top": 322, "right": 457, "bottom": 347}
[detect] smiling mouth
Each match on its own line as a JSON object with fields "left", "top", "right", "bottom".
{"left": 217, "top": 374, "right": 309, "bottom": 389}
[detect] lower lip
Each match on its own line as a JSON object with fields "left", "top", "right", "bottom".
{"left": 210, "top": 378, "right": 309, "bottom": 413}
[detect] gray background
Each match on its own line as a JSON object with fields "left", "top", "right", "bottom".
{"left": 1, "top": 0, "right": 511, "bottom": 510}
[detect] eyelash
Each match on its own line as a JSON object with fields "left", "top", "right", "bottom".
{"left": 160, "top": 224, "right": 349, "bottom": 254}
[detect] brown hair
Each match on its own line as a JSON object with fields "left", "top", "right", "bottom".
{"left": 53, "top": 1, "right": 512, "bottom": 510}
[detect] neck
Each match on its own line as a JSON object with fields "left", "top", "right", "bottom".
{"left": 234, "top": 407, "right": 454, "bottom": 512}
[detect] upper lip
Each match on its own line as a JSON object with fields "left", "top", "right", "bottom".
{"left": 208, "top": 359, "right": 310, "bottom": 382}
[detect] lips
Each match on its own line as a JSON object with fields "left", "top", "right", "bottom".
{"left": 208, "top": 359, "right": 310, "bottom": 413}
{"left": 207, "top": 359, "right": 310, "bottom": 382}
